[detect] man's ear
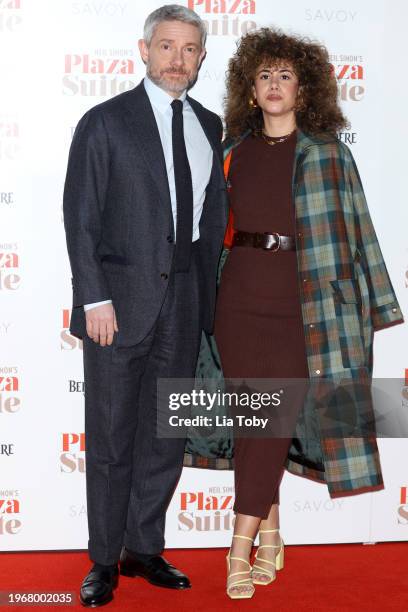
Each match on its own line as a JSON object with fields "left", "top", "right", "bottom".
{"left": 138, "top": 39, "right": 148, "bottom": 64}
{"left": 199, "top": 47, "right": 207, "bottom": 65}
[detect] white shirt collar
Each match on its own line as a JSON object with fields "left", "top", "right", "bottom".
{"left": 143, "top": 75, "right": 187, "bottom": 115}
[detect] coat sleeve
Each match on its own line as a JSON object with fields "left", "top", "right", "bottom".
{"left": 346, "top": 149, "right": 404, "bottom": 331}
{"left": 63, "top": 109, "right": 111, "bottom": 307}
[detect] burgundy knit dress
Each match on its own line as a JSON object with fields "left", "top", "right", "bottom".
{"left": 214, "top": 131, "right": 309, "bottom": 519}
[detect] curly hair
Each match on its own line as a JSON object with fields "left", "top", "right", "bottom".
{"left": 224, "top": 28, "right": 348, "bottom": 138}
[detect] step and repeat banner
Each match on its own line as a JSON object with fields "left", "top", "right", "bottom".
{"left": 1, "top": 0, "right": 407, "bottom": 551}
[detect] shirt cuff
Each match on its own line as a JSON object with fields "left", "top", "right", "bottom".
{"left": 84, "top": 300, "right": 112, "bottom": 312}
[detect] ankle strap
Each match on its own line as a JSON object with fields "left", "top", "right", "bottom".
{"left": 259, "top": 529, "right": 279, "bottom": 534}
{"left": 229, "top": 556, "right": 251, "bottom": 568}
{"left": 233, "top": 534, "right": 253, "bottom": 541}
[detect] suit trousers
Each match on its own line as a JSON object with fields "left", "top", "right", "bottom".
{"left": 83, "top": 243, "right": 203, "bottom": 565}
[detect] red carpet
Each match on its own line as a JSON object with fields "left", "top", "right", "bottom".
{"left": 0, "top": 544, "right": 406, "bottom": 611}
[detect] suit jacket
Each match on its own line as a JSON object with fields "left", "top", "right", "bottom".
{"left": 63, "top": 81, "right": 228, "bottom": 345}
{"left": 185, "top": 129, "right": 404, "bottom": 498}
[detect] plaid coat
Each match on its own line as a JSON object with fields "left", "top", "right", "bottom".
{"left": 184, "top": 129, "right": 404, "bottom": 497}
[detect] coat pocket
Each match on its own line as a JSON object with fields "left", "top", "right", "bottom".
{"left": 330, "top": 278, "right": 361, "bottom": 304}
{"left": 330, "top": 279, "right": 365, "bottom": 369}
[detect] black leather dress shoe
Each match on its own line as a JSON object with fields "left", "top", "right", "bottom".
{"left": 79, "top": 565, "right": 119, "bottom": 607}
{"left": 120, "top": 548, "right": 191, "bottom": 589}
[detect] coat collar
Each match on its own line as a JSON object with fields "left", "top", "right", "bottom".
{"left": 295, "top": 129, "right": 338, "bottom": 155}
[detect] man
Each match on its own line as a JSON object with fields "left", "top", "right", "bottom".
{"left": 63, "top": 5, "right": 227, "bottom": 607}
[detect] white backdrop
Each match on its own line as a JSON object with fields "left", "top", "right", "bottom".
{"left": 1, "top": 0, "right": 407, "bottom": 551}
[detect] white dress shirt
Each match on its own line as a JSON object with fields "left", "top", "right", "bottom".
{"left": 84, "top": 75, "right": 213, "bottom": 312}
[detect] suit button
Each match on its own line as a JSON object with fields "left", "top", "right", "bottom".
{"left": 392, "top": 307, "right": 397, "bottom": 313}
{"left": 315, "top": 369, "right": 321, "bottom": 375}
{"left": 160, "top": 273, "right": 168, "bottom": 280}
{"left": 167, "top": 235, "right": 174, "bottom": 243}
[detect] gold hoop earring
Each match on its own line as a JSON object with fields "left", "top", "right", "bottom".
{"left": 249, "top": 97, "right": 258, "bottom": 109}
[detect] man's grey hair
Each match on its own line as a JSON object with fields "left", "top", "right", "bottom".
{"left": 143, "top": 4, "right": 207, "bottom": 48}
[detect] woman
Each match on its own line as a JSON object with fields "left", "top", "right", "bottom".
{"left": 210, "top": 28, "right": 404, "bottom": 599}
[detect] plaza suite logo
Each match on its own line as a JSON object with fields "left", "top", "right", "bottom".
{"left": 61, "top": 309, "right": 83, "bottom": 350}
{"left": 62, "top": 49, "right": 138, "bottom": 97}
{"left": 187, "top": 0, "right": 257, "bottom": 37}
{"left": 0, "top": 0, "right": 22, "bottom": 33}
{"left": 60, "top": 433, "right": 85, "bottom": 473}
{"left": 0, "top": 243, "right": 20, "bottom": 291}
{"left": 0, "top": 489, "right": 21, "bottom": 535}
{"left": 0, "top": 366, "right": 20, "bottom": 415}
{"left": 178, "top": 487, "right": 235, "bottom": 532}
{"left": 329, "top": 54, "right": 365, "bottom": 102}
{"left": 0, "top": 117, "right": 20, "bottom": 161}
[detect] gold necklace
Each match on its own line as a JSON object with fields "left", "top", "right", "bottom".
{"left": 261, "top": 128, "right": 296, "bottom": 146}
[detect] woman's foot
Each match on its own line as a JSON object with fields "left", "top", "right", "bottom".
{"left": 226, "top": 535, "right": 255, "bottom": 599}
{"left": 251, "top": 529, "right": 284, "bottom": 585}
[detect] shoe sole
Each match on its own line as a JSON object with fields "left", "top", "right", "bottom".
{"left": 120, "top": 569, "right": 191, "bottom": 589}
{"left": 79, "top": 593, "right": 114, "bottom": 608}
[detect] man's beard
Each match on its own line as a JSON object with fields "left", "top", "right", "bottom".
{"left": 147, "top": 65, "right": 196, "bottom": 95}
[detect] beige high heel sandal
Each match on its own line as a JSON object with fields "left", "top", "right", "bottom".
{"left": 251, "top": 528, "right": 284, "bottom": 586}
{"left": 226, "top": 534, "right": 255, "bottom": 599}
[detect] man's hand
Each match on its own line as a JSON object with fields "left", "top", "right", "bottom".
{"left": 85, "top": 303, "right": 118, "bottom": 346}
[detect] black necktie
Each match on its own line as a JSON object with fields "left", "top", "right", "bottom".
{"left": 171, "top": 99, "right": 193, "bottom": 272}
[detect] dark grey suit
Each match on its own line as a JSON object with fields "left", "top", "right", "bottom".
{"left": 63, "top": 82, "right": 227, "bottom": 564}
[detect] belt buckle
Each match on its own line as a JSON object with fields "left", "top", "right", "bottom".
{"left": 263, "top": 232, "right": 281, "bottom": 251}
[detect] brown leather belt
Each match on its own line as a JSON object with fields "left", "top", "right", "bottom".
{"left": 232, "top": 230, "right": 296, "bottom": 251}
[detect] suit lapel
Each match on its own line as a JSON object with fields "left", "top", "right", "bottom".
{"left": 122, "top": 81, "right": 172, "bottom": 211}
{"left": 187, "top": 96, "right": 224, "bottom": 187}
{"left": 187, "top": 97, "right": 217, "bottom": 151}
